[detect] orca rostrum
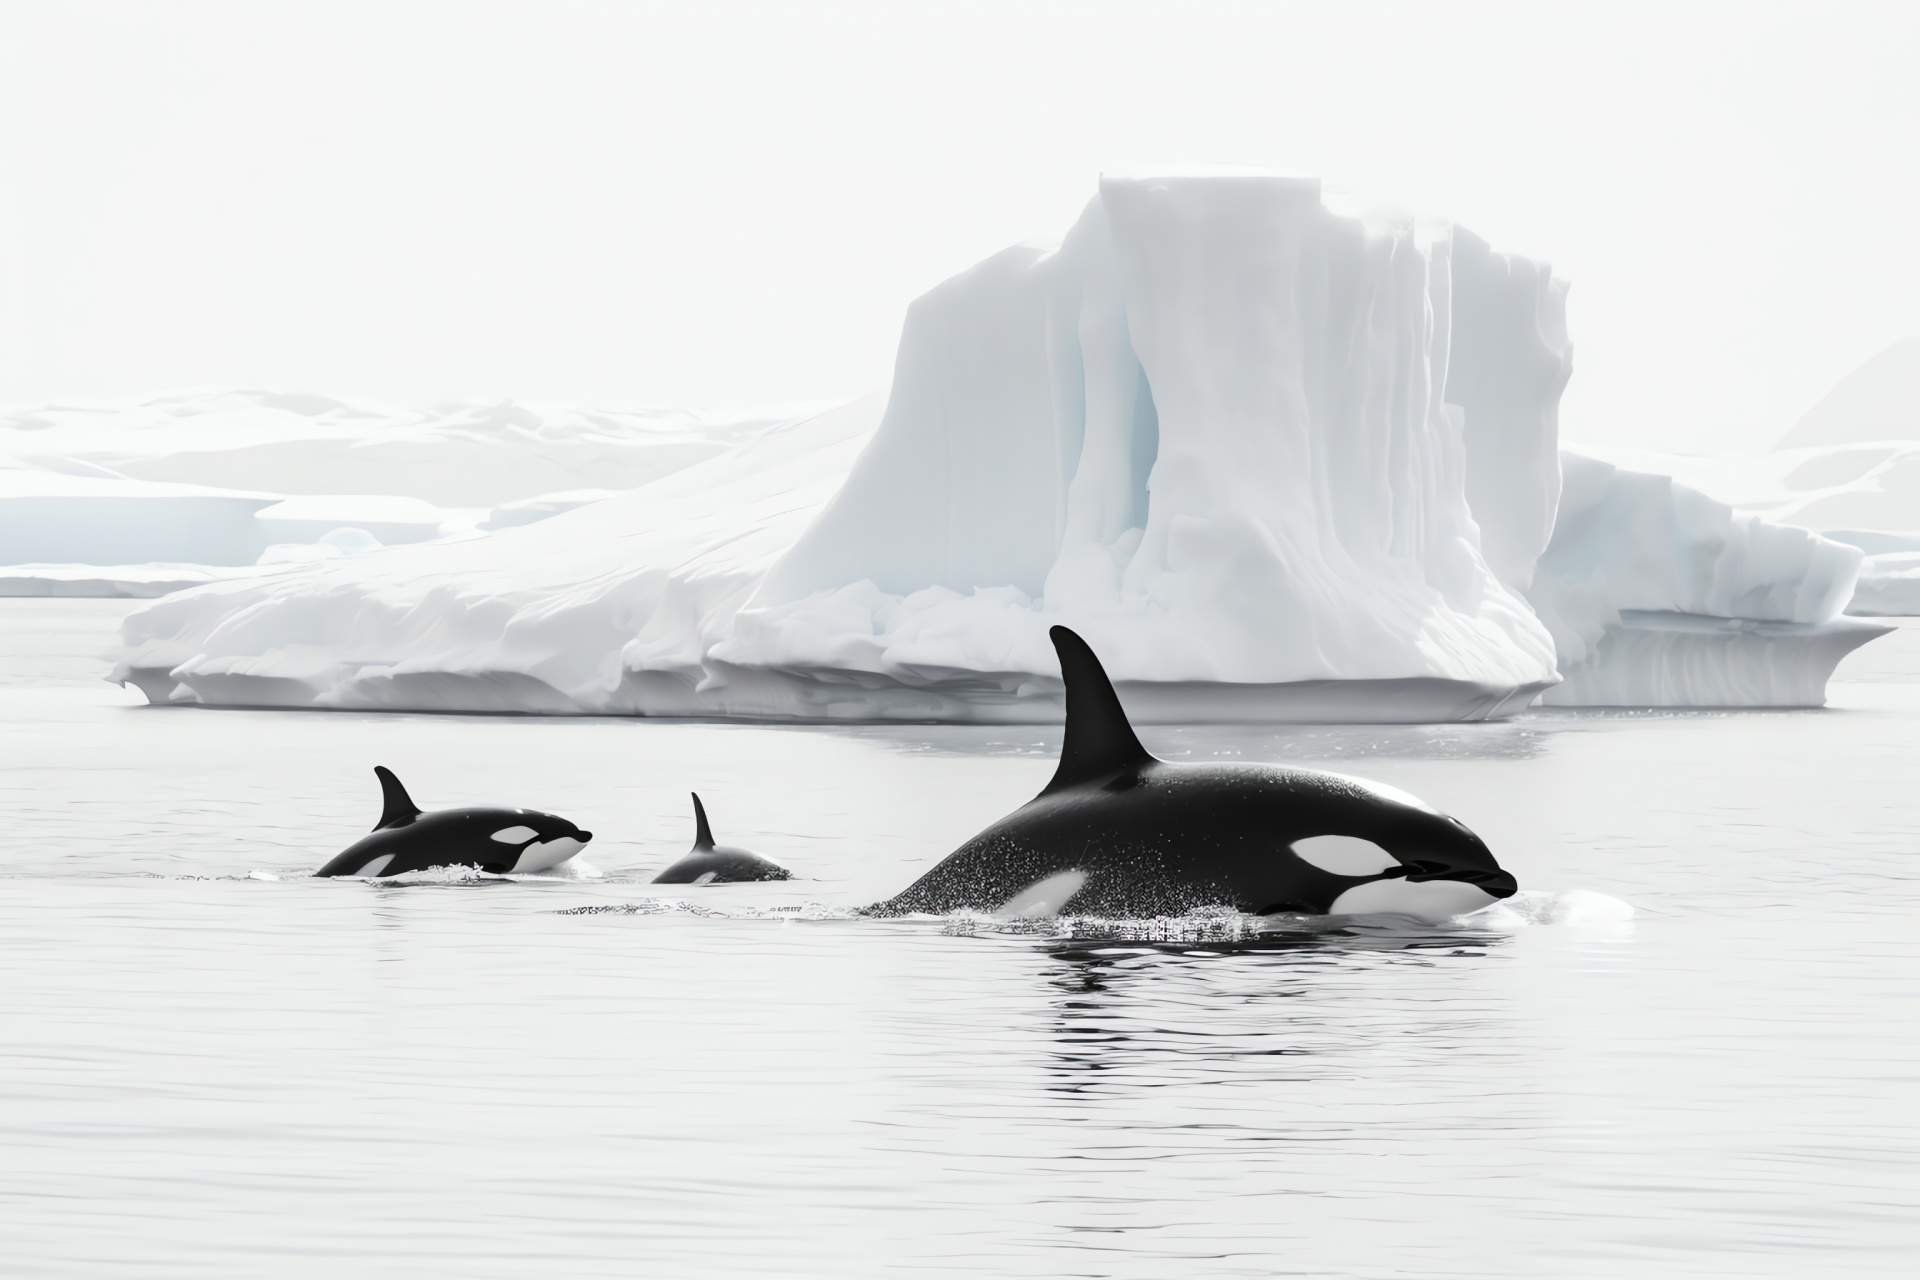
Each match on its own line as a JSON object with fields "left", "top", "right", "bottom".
{"left": 315, "top": 766, "right": 593, "bottom": 877}
{"left": 870, "top": 626, "right": 1518, "bottom": 924}
{"left": 650, "top": 793, "right": 794, "bottom": 885}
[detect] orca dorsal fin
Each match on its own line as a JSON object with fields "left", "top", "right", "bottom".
{"left": 373, "top": 766, "right": 422, "bottom": 829}
{"left": 1042, "top": 625, "right": 1155, "bottom": 795}
{"left": 690, "top": 792, "right": 716, "bottom": 850}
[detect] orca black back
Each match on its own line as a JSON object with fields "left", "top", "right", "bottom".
{"left": 651, "top": 793, "right": 793, "bottom": 885}
{"left": 870, "top": 627, "right": 1517, "bottom": 923}
{"left": 315, "top": 767, "right": 593, "bottom": 878}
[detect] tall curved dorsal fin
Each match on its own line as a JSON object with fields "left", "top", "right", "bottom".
{"left": 1042, "top": 626, "right": 1155, "bottom": 795}
{"left": 373, "top": 766, "right": 422, "bottom": 829}
{"left": 690, "top": 792, "right": 716, "bottom": 850}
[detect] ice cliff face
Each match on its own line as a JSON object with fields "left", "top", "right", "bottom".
{"left": 737, "top": 175, "right": 1564, "bottom": 703}
{"left": 109, "top": 173, "right": 1878, "bottom": 718}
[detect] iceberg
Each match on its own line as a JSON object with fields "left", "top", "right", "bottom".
{"left": 1529, "top": 453, "right": 1884, "bottom": 705}
{"left": 1571, "top": 339, "right": 1920, "bottom": 616}
{"left": 730, "top": 175, "right": 1568, "bottom": 720}
{"left": 108, "top": 173, "right": 1881, "bottom": 718}
{"left": 0, "top": 468, "right": 279, "bottom": 566}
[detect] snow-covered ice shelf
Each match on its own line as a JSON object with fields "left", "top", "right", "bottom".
{"left": 0, "top": 389, "right": 804, "bottom": 590}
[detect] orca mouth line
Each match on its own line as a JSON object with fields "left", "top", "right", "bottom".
{"left": 1387, "top": 863, "right": 1518, "bottom": 896}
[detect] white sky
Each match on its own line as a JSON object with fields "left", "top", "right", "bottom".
{"left": 1, "top": 1, "right": 1915, "bottom": 453}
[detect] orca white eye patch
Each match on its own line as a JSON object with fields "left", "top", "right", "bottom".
{"left": 1290, "top": 835, "right": 1400, "bottom": 877}
{"left": 490, "top": 825, "right": 538, "bottom": 844}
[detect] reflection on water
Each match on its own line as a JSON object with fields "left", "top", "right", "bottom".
{"left": 1034, "top": 937, "right": 1507, "bottom": 1097}
{"left": 3, "top": 601, "right": 1920, "bottom": 1277}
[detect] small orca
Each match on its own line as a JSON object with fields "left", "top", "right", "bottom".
{"left": 315, "top": 766, "right": 593, "bottom": 878}
{"left": 651, "top": 793, "right": 793, "bottom": 885}
{"left": 869, "top": 627, "right": 1518, "bottom": 924}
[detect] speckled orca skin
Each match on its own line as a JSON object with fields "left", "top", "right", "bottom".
{"left": 315, "top": 767, "right": 593, "bottom": 878}
{"left": 870, "top": 627, "right": 1518, "bottom": 924}
{"left": 651, "top": 793, "right": 793, "bottom": 885}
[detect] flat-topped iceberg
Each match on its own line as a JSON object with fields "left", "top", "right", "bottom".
{"left": 110, "top": 173, "right": 1881, "bottom": 718}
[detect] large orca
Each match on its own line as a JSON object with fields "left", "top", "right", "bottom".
{"left": 651, "top": 793, "right": 793, "bottom": 884}
{"left": 315, "top": 767, "right": 593, "bottom": 877}
{"left": 870, "top": 627, "right": 1518, "bottom": 924}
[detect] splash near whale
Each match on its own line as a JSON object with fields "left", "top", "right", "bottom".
{"left": 870, "top": 627, "right": 1517, "bottom": 924}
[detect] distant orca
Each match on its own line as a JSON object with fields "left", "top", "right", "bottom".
{"left": 651, "top": 793, "right": 793, "bottom": 885}
{"left": 870, "top": 627, "right": 1518, "bottom": 924}
{"left": 315, "top": 766, "right": 593, "bottom": 878}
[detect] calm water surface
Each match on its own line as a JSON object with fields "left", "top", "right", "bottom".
{"left": 2, "top": 600, "right": 1917, "bottom": 1277}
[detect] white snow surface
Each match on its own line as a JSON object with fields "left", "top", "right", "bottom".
{"left": 0, "top": 389, "right": 805, "bottom": 582}
{"left": 1, "top": 388, "right": 791, "bottom": 506}
{"left": 113, "top": 399, "right": 887, "bottom": 713}
{"left": 106, "top": 175, "right": 1878, "bottom": 716}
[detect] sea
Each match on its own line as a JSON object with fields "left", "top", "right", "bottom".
{"left": 2, "top": 598, "right": 1917, "bottom": 1277}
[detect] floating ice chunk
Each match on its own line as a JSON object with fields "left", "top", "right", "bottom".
{"left": 0, "top": 468, "right": 277, "bottom": 566}
{"left": 254, "top": 496, "right": 449, "bottom": 546}
{"left": 1847, "top": 551, "right": 1920, "bottom": 616}
{"left": 1531, "top": 453, "right": 1882, "bottom": 703}
{"left": 256, "top": 526, "right": 385, "bottom": 565}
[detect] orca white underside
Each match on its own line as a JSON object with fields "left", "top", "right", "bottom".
{"left": 991, "top": 863, "right": 1497, "bottom": 927}
{"left": 333, "top": 838, "right": 588, "bottom": 879}
{"left": 512, "top": 836, "right": 586, "bottom": 873}
{"left": 1328, "top": 877, "right": 1501, "bottom": 925}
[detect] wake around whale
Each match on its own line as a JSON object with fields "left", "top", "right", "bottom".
{"left": 870, "top": 627, "right": 1518, "bottom": 925}
{"left": 315, "top": 766, "right": 593, "bottom": 877}
{"left": 651, "top": 793, "right": 794, "bottom": 885}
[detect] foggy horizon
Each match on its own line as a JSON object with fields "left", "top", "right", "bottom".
{"left": 4, "top": 1, "right": 1916, "bottom": 453}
